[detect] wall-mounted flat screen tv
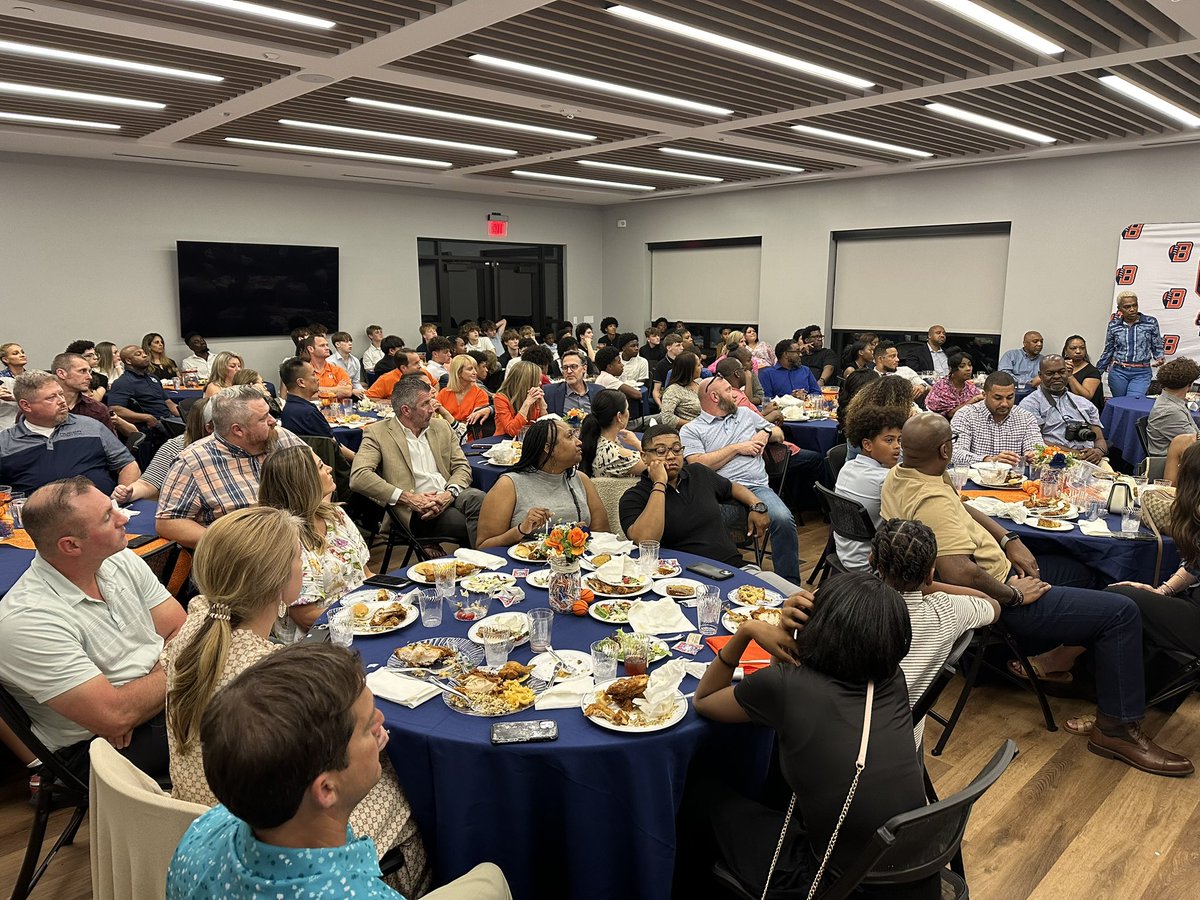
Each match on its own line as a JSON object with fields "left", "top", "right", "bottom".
{"left": 176, "top": 240, "right": 339, "bottom": 338}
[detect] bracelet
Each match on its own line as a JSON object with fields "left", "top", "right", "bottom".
{"left": 517, "top": 523, "right": 531, "bottom": 538}
{"left": 716, "top": 648, "right": 738, "bottom": 668}
{"left": 1006, "top": 585, "right": 1024, "bottom": 608}
{"left": 652, "top": 482, "right": 667, "bottom": 491}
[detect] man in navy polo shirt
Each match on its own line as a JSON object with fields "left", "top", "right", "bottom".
{"left": 0, "top": 371, "right": 139, "bottom": 498}
{"left": 107, "top": 345, "right": 179, "bottom": 429}
{"left": 278, "top": 357, "right": 355, "bottom": 463}
{"left": 758, "top": 339, "right": 821, "bottom": 399}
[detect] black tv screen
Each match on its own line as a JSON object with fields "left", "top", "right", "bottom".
{"left": 176, "top": 241, "right": 339, "bottom": 339}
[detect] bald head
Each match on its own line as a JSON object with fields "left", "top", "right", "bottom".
{"left": 120, "top": 343, "right": 150, "bottom": 372}
{"left": 1022, "top": 332, "right": 1043, "bottom": 356}
{"left": 900, "top": 413, "right": 952, "bottom": 474}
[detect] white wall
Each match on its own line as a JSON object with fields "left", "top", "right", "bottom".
{"left": 0, "top": 155, "right": 604, "bottom": 377}
{"left": 602, "top": 144, "right": 1200, "bottom": 357}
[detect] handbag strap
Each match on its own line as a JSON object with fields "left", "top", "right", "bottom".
{"left": 760, "top": 680, "right": 875, "bottom": 900}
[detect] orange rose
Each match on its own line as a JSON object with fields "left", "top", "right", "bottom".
{"left": 546, "top": 534, "right": 563, "bottom": 550}
{"left": 567, "top": 527, "right": 587, "bottom": 548}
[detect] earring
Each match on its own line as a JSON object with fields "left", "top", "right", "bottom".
{"left": 278, "top": 598, "right": 287, "bottom": 618}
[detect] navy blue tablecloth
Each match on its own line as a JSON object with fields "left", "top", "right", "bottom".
{"left": 998, "top": 510, "right": 1176, "bottom": 584}
{"left": 355, "top": 550, "right": 774, "bottom": 900}
{"left": 464, "top": 436, "right": 510, "bottom": 491}
{"left": 330, "top": 410, "right": 382, "bottom": 452}
{"left": 0, "top": 498, "right": 159, "bottom": 596}
{"left": 1101, "top": 395, "right": 1155, "bottom": 467}
{"left": 780, "top": 418, "right": 839, "bottom": 457}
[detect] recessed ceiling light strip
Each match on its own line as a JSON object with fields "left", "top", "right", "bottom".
{"left": 469, "top": 54, "right": 733, "bottom": 117}
{"left": 0, "top": 40, "right": 223, "bottom": 82}
{"left": 607, "top": 5, "right": 874, "bottom": 90}
{"left": 578, "top": 159, "right": 722, "bottom": 182}
{"left": 925, "top": 102, "right": 1056, "bottom": 143}
{"left": 789, "top": 123, "right": 932, "bottom": 158}
{"left": 279, "top": 119, "right": 517, "bottom": 156}
{"left": 178, "top": 0, "right": 335, "bottom": 29}
{"left": 0, "top": 80, "right": 165, "bottom": 109}
{"left": 513, "top": 170, "right": 655, "bottom": 191}
{"left": 345, "top": 97, "right": 598, "bottom": 141}
{"left": 659, "top": 147, "right": 804, "bottom": 173}
{"left": 0, "top": 111, "right": 120, "bottom": 130}
{"left": 926, "top": 0, "right": 1064, "bottom": 56}
{"left": 1099, "top": 75, "right": 1200, "bottom": 128}
{"left": 224, "top": 137, "right": 451, "bottom": 167}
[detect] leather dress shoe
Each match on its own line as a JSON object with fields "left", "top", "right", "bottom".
{"left": 1088, "top": 719, "right": 1194, "bottom": 777}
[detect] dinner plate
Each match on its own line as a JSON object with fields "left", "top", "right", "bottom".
{"left": 583, "top": 573, "right": 653, "bottom": 599}
{"left": 652, "top": 577, "right": 705, "bottom": 600}
{"left": 467, "top": 612, "right": 531, "bottom": 647}
{"left": 1026, "top": 518, "right": 1075, "bottom": 532}
{"left": 442, "top": 666, "right": 549, "bottom": 717}
{"left": 508, "top": 542, "right": 551, "bottom": 562}
{"left": 579, "top": 551, "right": 628, "bottom": 571}
{"left": 460, "top": 572, "right": 517, "bottom": 593}
{"left": 581, "top": 680, "right": 688, "bottom": 733}
{"left": 721, "top": 605, "right": 786, "bottom": 635}
{"left": 340, "top": 591, "right": 419, "bottom": 636}
{"left": 726, "top": 585, "right": 785, "bottom": 608}
{"left": 589, "top": 599, "right": 635, "bottom": 624}
{"left": 603, "top": 632, "right": 671, "bottom": 663}
{"left": 651, "top": 559, "right": 683, "bottom": 579}
{"left": 529, "top": 650, "right": 592, "bottom": 681}
{"left": 388, "top": 637, "right": 482, "bottom": 674}
{"left": 523, "top": 568, "right": 551, "bottom": 589}
{"left": 405, "top": 558, "right": 480, "bottom": 584}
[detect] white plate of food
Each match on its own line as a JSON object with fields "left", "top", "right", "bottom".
{"left": 523, "top": 568, "right": 551, "bottom": 589}
{"left": 721, "top": 605, "right": 785, "bottom": 635}
{"left": 651, "top": 578, "right": 705, "bottom": 600}
{"left": 442, "top": 662, "right": 547, "bottom": 717}
{"left": 581, "top": 677, "right": 687, "bottom": 733}
{"left": 460, "top": 572, "right": 517, "bottom": 593}
{"left": 467, "top": 612, "right": 531, "bottom": 647}
{"left": 600, "top": 631, "right": 671, "bottom": 664}
{"left": 406, "top": 558, "right": 480, "bottom": 584}
{"left": 726, "top": 584, "right": 785, "bottom": 608}
{"left": 589, "top": 598, "right": 635, "bottom": 624}
{"left": 342, "top": 591, "right": 418, "bottom": 636}
{"left": 529, "top": 649, "right": 592, "bottom": 681}
{"left": 508, "top": 541, "right": 551, "bottom": 562}
{"left": 389, "top": 637, "right": 482, "bottom": 674}
{"left": 583, "top": 573, "right": 653, "bottom": 599}
{"left": 1026, "top": 517, "right": 1075, "bottom": 532}
{"left": 651, "top": 559, "right": 683, "bottom": 579}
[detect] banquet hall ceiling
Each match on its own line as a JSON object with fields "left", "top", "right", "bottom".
{"left": 1, "top": 1, "right": 1198, "bottom": 203}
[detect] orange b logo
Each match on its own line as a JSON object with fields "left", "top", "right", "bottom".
{"left": 1122, "top": 224, "right": 1144, "bottom": 240}
{"left": 1116, "top": 265, "right": 1138, "bottom": 285}
{"left": 1164, "top": 335, "right": 1180, "bottom": 355}
{"left": 1163, "top": 288, "right": 1187, "bottom": 309}
{"left": 1169, "top": 242, "right": 1193, "bottom": 263}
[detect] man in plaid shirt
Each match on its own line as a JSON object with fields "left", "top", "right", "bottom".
{"left": 156, "top": 385, "right": 303, "bottom": 548}
{"left": 951, "top": 371, "right": 1042, "bottom": 467}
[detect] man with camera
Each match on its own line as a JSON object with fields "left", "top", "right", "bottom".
{"left": 1019, "top": 355, "right": 1107, "bottom": 463}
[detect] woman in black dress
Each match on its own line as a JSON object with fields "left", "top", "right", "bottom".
{"left": 1064, "top": 334, "right": 1105, "bottom": 415}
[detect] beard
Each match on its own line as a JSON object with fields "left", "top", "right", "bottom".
{"left": 718, "top": 395, "right": 738, "bottom": 416}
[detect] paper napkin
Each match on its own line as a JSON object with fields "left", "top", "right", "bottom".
{"left": 965, "top": 496, "right": 1030, "bottom": 524}
{"left": 366, "top": 669, "right": 440, "bottom": 709}
{"left": 534, "top": 675, "right": 596, "bottom": 710}
{"left": 634, "top": 658, "right": 687, "bottom": 718}
{"left": 454, "top": 548, "right": 507, "bottom": 570}
{"left": 626, "top": 598, "right": 693, "bottom": 635}
{"left": 592, "top": 555, "right": 643, "bottom": 582}
{"left": 589, "top": 532, "right": 635, "bottom": 556}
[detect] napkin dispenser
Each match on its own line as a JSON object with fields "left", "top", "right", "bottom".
{"left": 1106, "top": 481, "right": 1133, "bottom": 515}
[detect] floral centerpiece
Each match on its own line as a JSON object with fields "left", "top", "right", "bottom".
{"left": 540, "top": 522, "right": 591, "bottom": 612}
{"left": 565, "top": 407, "right": 588, "bottom": 426}
{"left": 1029, "top": 445, "right": 1076, "bottom": 468}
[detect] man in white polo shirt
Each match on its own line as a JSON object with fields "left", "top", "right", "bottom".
{"left": 0, "top": 477, "right": 186, "bottom": 779}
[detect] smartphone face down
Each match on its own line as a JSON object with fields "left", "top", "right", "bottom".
{"left": 491, "top": 721, "right": 558, "bottom": 744}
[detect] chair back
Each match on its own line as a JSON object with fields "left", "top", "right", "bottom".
{"left": 1135, "top": 415, "right": 1150, "bottom": 456}
{"left": 160, "top": 418, "right": 186, "bottom": 438}
{"left": 763, "top": 441, "right": 791, "bottom": 498}
{"left": 911, "top": 629, "right": 975, "bottom": 725}
{"left": 136, "top": 540, "right": 181, "bottom": 590}
{"left": 88, "top": 739, "right": 209, "bottom": 900}
{"left": 590, "top": 476, "right": 639, "bottom": 540}
{"left": 814, "top": 484, "right": 877, "bottom": 542}
{"left": 297, "top": 433, "right": 351, "bottom": 500}
{"left": 826, "top": 442, "right": 849, "bottom": 484}
{"left": 820, "top": 740, "right": 1018, "bottom": 900}
{"left": 1142, "top": 454, "right": 1168, "bottom": 481}
{"left": 0, "top": 682, "right": 88, "bottom": 798}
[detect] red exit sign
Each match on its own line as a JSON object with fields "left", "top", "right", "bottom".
{"left": 487, "top": 219, "right": 509, "bottom": 238}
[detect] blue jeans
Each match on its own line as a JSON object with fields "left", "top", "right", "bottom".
{"left": 1108, "top": 364, "right": 1152, "bottom": 399}
{"left": 748, "top": 485, "right": 800, "bottom": 585}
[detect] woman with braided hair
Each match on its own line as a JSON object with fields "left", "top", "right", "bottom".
{"left": 870, "top": 519, "right": 1000, "bottom": 750}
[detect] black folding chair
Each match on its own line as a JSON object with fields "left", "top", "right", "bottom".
{"left": 825, "top": 442, "right": 849, "bottom": 485}
{"left": 377, "top": 505, "right": 463, "bottom": 574}
{"left": 297, "top": 434, "right": 352, "bottom": 500}
{"left": 0, "top": 684, "right": 89, "bottom": 900}
{"left": 807, "top": 484, "right": 876, "bottom": 586}
{"left": 1147, "top": 649, "right": 1200, "bottom": 709}
{"left": 713, "top": 740, "right": 1018, "bottom": 900}
{"left": 911, "top": 629, "right": 976, "bottom": 808}
{"left": 1135, "top": 415, "right": 1150, "bottom": 458}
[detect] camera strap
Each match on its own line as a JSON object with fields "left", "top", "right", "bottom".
{"left": 1040, "top": 387, "right": 1088, "bottom": 425}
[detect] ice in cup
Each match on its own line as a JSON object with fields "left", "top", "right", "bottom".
{"left": 483, "top": 634, "right": 514, "bottom": 668}
{"left": 592, "top": 639, "right": 618, "bottom": 682}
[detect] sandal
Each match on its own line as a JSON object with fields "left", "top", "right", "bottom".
{"left": 1065, "top": 714, "right": 1096, "bottom": 736}
{"left": 1007, "top": 658, "right": 1074, "bottom": 685}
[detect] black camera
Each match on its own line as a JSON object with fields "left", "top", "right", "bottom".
{"left": 1065, "top": 421, "right": 1097, "bottom": 443}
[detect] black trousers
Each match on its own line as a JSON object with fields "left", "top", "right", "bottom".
{"left": 1105, "top": 584, "right": 1200, "bottom": 660}
{"left": 56, "top": 710, "right": 170, "bottom": 786}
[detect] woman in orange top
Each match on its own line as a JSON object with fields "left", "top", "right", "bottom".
{"left": 435, "top": 354, "right": 492, "bottom": 430}
{"left": 493, "top": 360, "right": 544, "bottom": 437}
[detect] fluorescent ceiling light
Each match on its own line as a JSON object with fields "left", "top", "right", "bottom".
{"left": 0, "top": 41, "right": 223, "bottom": 82}
{"left": 279, "top": 119, "right": 517, "bottom": 156}
{"left": 179, "top": 0, "right": 334, "bottom": 29}
{"left": 470, "top": 54, "right": 733, "bottom": 117}
{"left": 0, "top": 80, "right": 165, "bottom": 109}
{"left": 659, "top": 147, "right": 804, "bottom": 173}
{"left": 789, "top": 123, "right": 932, "bottom": 158}
{"left": 0, "top": 111, "right": 120, "bottom": 130}
{"left": 345, "top": 97, "right": 598, "bottom": 141}
{"left": 1099, "top": 75, "right": 1200, "bottom": 128}
{"left": 513, "top": 170, "right": 655, "bottom": 191}
{"left": 225, "top": 137, "right": 452, "bottom": 167}
{"left": 578, "top": 159, "right": 722, "bottom": 182}
{"left": 608, "top": 5, "right": 874, "bottom": 90}
{"left": 927, "top": 0, "right": 1064, "bottom": 55}
{"left": 925, "top": 102, "right": 1056, "bottom": 143}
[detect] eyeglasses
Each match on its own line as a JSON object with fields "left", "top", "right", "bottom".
{"left": 648, "top": 445, "right": 684, "bottom": 458}
{"left": 561, "top": 363, "right": 583, "bottom": 372}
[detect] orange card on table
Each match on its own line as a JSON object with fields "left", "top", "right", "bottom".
{"left": 705, "top": 635, "right": 772, "bottom": 674}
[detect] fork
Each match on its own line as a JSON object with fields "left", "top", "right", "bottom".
{"left": 544, "top": 645, "right": 578, "bottom": 676}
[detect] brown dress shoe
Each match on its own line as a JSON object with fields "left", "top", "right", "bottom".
{"left": 1088, "top": 720, "right": 1194, "bottom": 777}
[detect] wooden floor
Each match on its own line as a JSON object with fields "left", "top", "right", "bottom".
{"left": 4, "top": 520, "right": 1200, "bottom": 899}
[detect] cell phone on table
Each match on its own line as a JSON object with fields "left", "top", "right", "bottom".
{"left": 686, "top": 562, "right": 734, "bottom": 580}
{"left": 364, "top": 574, "right": 410, "bottom": 589}
{"left": 126, "top": 534, "right": 157, "bottom": 549}
{"left": 491, "top": 720, "right": 558, "bottom": 745}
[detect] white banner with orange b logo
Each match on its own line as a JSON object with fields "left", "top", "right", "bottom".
{"left": 1113, "top": 222, "right": 1200, "bottom": 358}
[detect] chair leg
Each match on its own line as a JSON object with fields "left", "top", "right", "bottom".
{"left": 26, "top": 804, "right": 88, "bottom": 894}
{"left": 997, "top": 634, "right": 1058, "bottom": 733}
{"left": 1147, "top": 659, "right": 1200, "bottom": 708}
{"left": 931, "top": 647, "right": 986, "bottom": 757}
{"left": 807, "top": 534, "right": 834, "bottom": 585}
{"left": 12, "top": 785, "right": 54, "bottom": 899}
{"left": 380, "top": 534, "right": 398, "bottom": 575}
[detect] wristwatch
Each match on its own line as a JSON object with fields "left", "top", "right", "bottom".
{"left": 446, "top": 484, "right": 462, "bottom": 499}
{"left": 999, "top": 531, "right": 1021, "bottom": 550}
{"left": 748, "top": 502, "right": 768, "bottom": 514}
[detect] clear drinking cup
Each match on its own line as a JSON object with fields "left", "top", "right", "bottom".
{"left": 1121, "top": 504, "right": 1142, "bottom": 536}
{"left": 433, "top": 559, "right": 457, "bottom": 600}
{"left": 697, "top": 591, "right": 722, "bottom": 636}
{"left": 483, "top": 634, "right": 514, "bottom": 668}
{"left": 623, "top": 636, "right": 649, "bottom": 677}
{"left": 328, "top": 608, "right": 355, "bottom": 647}
{"left": 417, "top": 589, "right": 443, "bottom": 627}
{"left": 638, "top": 540, "right": 660, "bottom": 579}
{"left": 529, "top": 608, "right": 554, "bottom": 653}
{"left": 591, "top": 639, "right": 618, "bottom": 682}
{"left": 10, "top": 498, "right": 26, "bottom": 530}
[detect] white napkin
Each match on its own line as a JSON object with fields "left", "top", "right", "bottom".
{"left": 454, "top": 548, "right": 506, "bottom": 570}
{"left": 1078, "top": 519, "right": 1114, "bottom": 537}
{"left": 589, "top": 532, "right": 635, "bottom": 556}
{"left": 781, "top": 406, "right": 808, "bottom": 422}
{"left": 626, "top": 598, "right": 693, "bottom": 635}
{"left": 772, "top": 394, "right": 804, "bottom": 407}
{"left": 634, "top": 658, "right": 687, "bottom": 718}
{"left": 683, "top": 661, "right": 708, "bottom": 680}
{"left": 366, "top": 669, "right": 440, "bottom": 709}
{"left": 592, "top": 555, "right": 643, "bottom": 582}
{"left": 534, "top": 674, "right": 596, "bottom": 710}
{"left": 965, "top": 496, "right": 1029, "bottom": 524}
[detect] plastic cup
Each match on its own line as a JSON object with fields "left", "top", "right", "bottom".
{"left": 697, "top": 592, "right": 722, "bottom": 636}
{"left": 433, "top": 560, "right": 457, "bottom": 600}
{"left": 10, "top": 498, "right": 26, "bottom": 530}
{"left": 1121, "top": 504, "right": 1142, "bottom": 536}
{"left": 529, "top": 608, "right": 554, "bottom": 653}
{"left": 453, "top": 589, "right": 492, "bottom": 622}
{"left": 623, "top": 636, "right": 649, "bottom": 677}
{"left": 592, "top": 639, "right": 618, "bottom": 682}
{"left": 638, "top": 541, "right": 660, "bottom": 578}
{"left": 328, "top": 608, "right": 355, "bottom": 647}
{"left": 948, "top": 467, "right": 969, "bottom": 493}
{"left": 417, "top": 589, "right": 442, "bottom": 627}
{"left": 483, "top": 634, "right": 514, "bottom": 668}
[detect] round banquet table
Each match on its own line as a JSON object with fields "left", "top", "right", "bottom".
{"left": 463, "top": 435, "right": 510, "bottom": 491}
{"left": 354, "top": 550, "right": 776, "bottom": 900}
{"left": 1100, "top": 395, "right": 1200, "bottom": 467}
{"left": 780, "top": 416, "right": 839, "bottom": 457}
{"left": 330, "top": 409, "right": 382, "bottom": 452}
{"left": 0, "top": 498, "right": 159, "bottom": 596}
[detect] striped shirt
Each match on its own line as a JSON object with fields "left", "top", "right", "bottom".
{"left": 950, "top": 401, "right": 1042, "bottom": 467}
{"left": 1096, "top": 312, "right": 1164, "bottom": 370}
{"left": 900, "top": 590, "right": 996, "bottom": 748}
{"left": 140, "top": 434, "right": 187, "bottom": 493}
{"left": 156, "top": 429, "right": 302, "bottom": 526}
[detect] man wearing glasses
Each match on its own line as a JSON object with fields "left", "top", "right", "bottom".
{"left": 543, "top": 350, "right": 602, "bottom": 416}
{"left": 758, "top": 340, "right": 821, "bottom": 399}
